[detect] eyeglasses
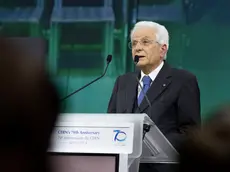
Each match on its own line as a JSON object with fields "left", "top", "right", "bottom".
{"left": 128, "top": 39, "right": 158, "bottom": 49}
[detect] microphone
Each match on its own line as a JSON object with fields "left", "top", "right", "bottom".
{"left": 133, "top": 55, "right": 139, "bottom": 70}
{"left": 134, "top": 55, "right": 139, "bottom": 65}
{"left": 60, "top": 55, "right": 112, "bottom": 101}
{"left": 133, "top": 55, "right": 152, "bottom": 139}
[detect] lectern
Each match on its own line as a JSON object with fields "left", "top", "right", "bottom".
{"left": 48, "top": 113, "right": 178, "bottom": 172}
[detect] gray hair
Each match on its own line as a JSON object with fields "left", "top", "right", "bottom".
{"left": 130, "top": 21, "right": 169, "bottom": 59}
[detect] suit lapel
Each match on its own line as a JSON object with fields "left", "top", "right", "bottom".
{"left": 135, "top": 62, "right": 172, "bottom": 113}
{"left": 123, "top": 71, "right": 140, "bottom": 113}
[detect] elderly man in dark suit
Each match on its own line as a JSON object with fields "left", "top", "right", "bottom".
{"left": 107, "top": 21, "right": 201, "bottom": 172}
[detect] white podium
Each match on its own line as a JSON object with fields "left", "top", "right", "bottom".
{"left": 48, "top": 113, "right": 178, "bottom": 172}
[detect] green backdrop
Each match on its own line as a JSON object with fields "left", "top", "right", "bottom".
{"left": 1, "top": 0, "right": 230, "bottom": 120}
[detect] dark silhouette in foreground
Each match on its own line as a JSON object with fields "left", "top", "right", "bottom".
{"left": 0, "top": 38, "right": 60, "bottom": 172}
{"left": 178, "top": 105, "right": 230, "bottom": 172}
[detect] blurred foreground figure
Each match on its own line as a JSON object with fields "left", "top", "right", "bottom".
{"left": 0, "top": 38, "right": 60, "bottom": 172}
{"left": 178, "top": 105, "right": 230, "bottom": 172}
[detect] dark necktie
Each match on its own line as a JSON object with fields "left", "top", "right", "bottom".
{"left": 138, "top": 75, "right": 152, "bottom": 106}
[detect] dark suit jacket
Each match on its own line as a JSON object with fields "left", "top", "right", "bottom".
{"left": 107, "top": 62, "right": 201, "bottom": 171}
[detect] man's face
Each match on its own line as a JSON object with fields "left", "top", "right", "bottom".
{"left": 131, "top": 26, "right": 167, "bottom": 68}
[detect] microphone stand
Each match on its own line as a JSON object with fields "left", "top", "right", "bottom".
{"left": 134, "top": 55, "right": 152, "bottom": 140}
{"left": 60, "top": 55, "right": 112, "bottom": 101}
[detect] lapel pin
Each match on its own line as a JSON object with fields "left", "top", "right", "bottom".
{"left": 163, "top": 84, "right": 166, "bottom": 87}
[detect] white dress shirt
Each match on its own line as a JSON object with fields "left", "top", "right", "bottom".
{"left": 137, "top": 61, "right": 164, "bottom": 97}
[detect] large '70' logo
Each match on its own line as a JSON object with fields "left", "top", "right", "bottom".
{"left": 113, "top": 130, "right": 127, "bottom": 142}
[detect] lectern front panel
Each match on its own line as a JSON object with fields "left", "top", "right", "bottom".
{"left": 48, "top": 153, "right": 119, "bottom": 172}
